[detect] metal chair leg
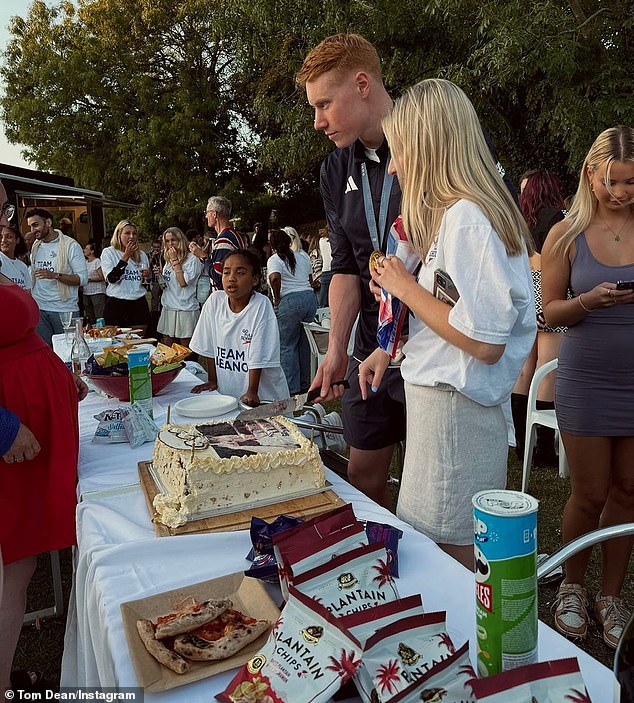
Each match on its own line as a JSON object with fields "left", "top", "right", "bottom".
{"left": 537, "top": 524, "right": 634, "bottom": 581}
{"left": 23, "top": 550, "right": 64, "bottom": 624}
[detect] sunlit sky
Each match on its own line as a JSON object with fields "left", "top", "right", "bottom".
{"left": 0, "top": 0, "right": 47, "bottom": 168}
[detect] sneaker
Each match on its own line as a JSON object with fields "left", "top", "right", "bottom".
{"left": 595, "top": 593, "right": 631, "bottom": 649}
{"left": 321, "top": 411, "right": 346, "bottom": 454}
{"left": 552, "top": 583, "right": 589, "bottom": 639}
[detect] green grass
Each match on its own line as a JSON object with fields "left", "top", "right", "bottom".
{"left": 14, "top": 440, "right": 628, "bottom": 685}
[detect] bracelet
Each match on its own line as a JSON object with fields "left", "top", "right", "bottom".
{"left": 578, "top": 294, "right": 592, "bottom": 313}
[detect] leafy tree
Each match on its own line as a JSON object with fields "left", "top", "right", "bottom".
{"left": 2, "top": 0, "right": 254, "bottom": 236}
{"left": 228, "top": 0, "right": 634, "bottom": 190}
{"left": 3, "top": 0, "right": 633, "bottom": 232}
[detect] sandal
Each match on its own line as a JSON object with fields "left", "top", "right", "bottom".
{"left": 9, "top": 670, "right": 46, "bottom": 691}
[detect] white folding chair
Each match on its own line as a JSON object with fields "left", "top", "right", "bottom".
{"left": 521, "top": 358, "right": 569, "bottom": 493}
{"left": 302, "top": 322, "right": 330, "bottom": 379}
{"left": 315, "top": 307, "right": 330, "bottom": 326}
{"left": 23, "top": 550, "right": 64, "bottom": 624}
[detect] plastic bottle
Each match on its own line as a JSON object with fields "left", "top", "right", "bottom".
{"left": 70, "top": 320, "right": 91, "bottom": 374}
{"left": 615, "top": 611, "right": 634, "bottom": 702}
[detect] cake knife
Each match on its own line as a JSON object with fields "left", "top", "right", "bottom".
{"left": 234, "top": 394, "right": 308, "bottom": 421}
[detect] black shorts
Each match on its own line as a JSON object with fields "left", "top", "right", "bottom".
{"left": 342, "top": 357, "right": 406, "bottom": 451}
{"left": 104, "top": 295, "right": 150, "bottom": 329}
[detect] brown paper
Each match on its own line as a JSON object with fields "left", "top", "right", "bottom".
{"left": 120, "top": 572, "right": 280, "bottom": 692}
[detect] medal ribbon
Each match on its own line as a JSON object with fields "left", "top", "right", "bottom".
{"left": 360, "top": 158, "right": 394, "bottom": 252}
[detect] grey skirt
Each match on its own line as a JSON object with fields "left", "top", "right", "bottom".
{"left": 157, "top": 308, "right": 200, "bottom": 338}
{"left": 396, "top": 382, "right": 508, "bottom": 546}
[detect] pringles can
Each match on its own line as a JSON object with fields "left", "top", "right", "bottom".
{"left": 473, "top": 489, "right": 538, "bottom": 676}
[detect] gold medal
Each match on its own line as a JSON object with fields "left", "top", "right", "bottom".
{"left": 369, "top": 250, "right": 382, "bottom": 272}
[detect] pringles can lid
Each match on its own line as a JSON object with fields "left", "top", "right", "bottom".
{"left": 472, "top": 489, "right": 538, "bottom": 517}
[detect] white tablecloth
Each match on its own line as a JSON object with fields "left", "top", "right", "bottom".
{"left": 58, "top": 343, "right": 613, "bottom": 702}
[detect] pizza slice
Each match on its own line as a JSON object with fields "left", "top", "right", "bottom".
{"left": 136, "top": 619, "right": 191, "bottom": 674}
{"left": 172, "top": 612, "right": 271, "bottom": 661}
{"left": 153, "top": 596, "right": 233, "bottom": 639}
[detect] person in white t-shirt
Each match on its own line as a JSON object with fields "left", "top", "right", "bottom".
{"left": 82, "top": 240, "right": 106, "bottom": 324}
{"left": 100, "top": 220, "right": 151, "bottom": 331}
{"left": 157, "top": 227, "right": 203, "bottom": 346}
{"left": 317, "top": 226, "right": 332, "bottom": 307}
{"left": 359, "top": 79, "right": 536, "bottom": 570}
{"left": 0, "top": 226, "right": 30, "bottom": 290}
{"left": 189, "top": 249, "right": 288, "bottom": 405}
{"left": 267, "top": 229, "right": 318, "bottom": 394}
{"left": 27, "top": 207, "right": 89, "bottom": 347}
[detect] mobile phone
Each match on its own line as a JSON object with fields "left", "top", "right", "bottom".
{"left": 433, "top": 268, "right": 460, "bottom": 307}
{"left": 306, "top": 379, "right": 350, "bottom": 403}
{"left": 616, "top": 280, "right": 634, "bottom": 290}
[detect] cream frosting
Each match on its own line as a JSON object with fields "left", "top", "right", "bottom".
{"left": 151, "top": 416, "right": 325, "bottom": 527}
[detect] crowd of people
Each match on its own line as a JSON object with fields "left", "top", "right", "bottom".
{"left": 1, "top": 29, "right": 633, "bottom": 696}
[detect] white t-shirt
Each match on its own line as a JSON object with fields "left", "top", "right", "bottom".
{"left": 84, "top": 258, "right": 106, "bottom": 296}
{"left": 160, "top": 253, "right": 203, "bottom": 311}
{"left": 101, "top": 247, "right": 149, "bottom": 300}
{"left": 267, "top": 250, "right": 313, "bottom": 297}
{"left": 189, "top": 291, "right": 289, "bottom": 401}
{"left": 0, "top": 252, "right": 30, "bottom": 290}
{"left": 319, "top": 237, "right": 332, "bottom": 272}
{"left": 401, "top": 199, "right": 536, "bottom": 406}
{"left": 31, "top": 234, "right": 88, "bottom": 312}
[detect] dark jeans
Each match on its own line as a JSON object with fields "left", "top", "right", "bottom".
{"left": 275, "top": 290, "right": 318, "bottom": 394}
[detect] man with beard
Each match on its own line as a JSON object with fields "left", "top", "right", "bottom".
{"left": 27, "top": 207, "right": 88, "bottom": 347}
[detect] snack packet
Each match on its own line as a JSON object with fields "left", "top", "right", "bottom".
{"left": 362, "top": 612, "right": 456, "bottom": 702}
{"left": 365, "top": 521, "right": 403, "bottom": 577}
{"left": 151, "top": 342, "right": 178, "bottom": 366}
{"left": 171, "top": 342, "right": 192, "bottom": 363}
{"left": 273, "top": 504, "right": 365, "bottom": 599}
{"left": 278, "top": 522, "right": 368, "bottom": 600}
{"left": 217, "top": 585, "right": 363, "bottom": 703}
{"left": 120, "top": 403, "right": 159, "bottom": 448}
{"left": 382, "top": 641, "right": 476, "bottom": 703}
{"left": 92, "top": 408, "right": 128, "bottom": 443}
{"left": 292, "top": 543, "right": 399, "bottom": 617}
{"left": 244, "top": 515, "right": 304, "bottom": 584}
{"left": 470, "top": 657, "right": 591, "bottom": 702}
{"left": 339, "top": 595, "right": 425, "bottom": 703}
{"left": 376, "top": 216, "right": 420, "bottom": 358}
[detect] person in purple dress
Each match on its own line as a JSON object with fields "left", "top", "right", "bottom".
{"left": 543, "top": 125, "right": 634, "bottom": 650}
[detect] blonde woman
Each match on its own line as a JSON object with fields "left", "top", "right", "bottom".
{"left": 157, "top": 227, "right": 203, "bottom": 346}
{"left": 542, "top": 126, "right": 634, "bottom": 649}
{"left": 101, "top": 220, "right": 151, "bottom": 330}
{"left": 283, "top": 226, "right": 305, "bottom": 253}
{"left": 359, "top": 79, "right": 535, "bottom": 569}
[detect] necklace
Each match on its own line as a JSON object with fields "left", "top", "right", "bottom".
{"left": 598, "top": 210, "right": 632, "bottom": 242}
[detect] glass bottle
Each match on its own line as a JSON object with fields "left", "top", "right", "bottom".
{"left": 70, "top": 319, "right": 91, "bottom": 374}
{"left": 615, "top": 610, "right": 634, "bottom": 702}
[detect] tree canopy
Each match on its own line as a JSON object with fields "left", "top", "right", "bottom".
{"left": 2, "top": 0, "right": 633, "bottom": 234}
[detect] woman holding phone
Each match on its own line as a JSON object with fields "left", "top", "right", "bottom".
{"left": 358, "top": 79, "right": 535, "bottom": 569}
{"left": 541, "top": 125, "right": 634, "bottom": 649}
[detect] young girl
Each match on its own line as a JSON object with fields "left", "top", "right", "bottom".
{"left": 156, "top": 227, "right": 203, "bottom": 346}
{"left": 189, "top": 249, "right": 289, "bottom": 406}
{"left": 359, "top": 79, "right": 535, "bottom": 569}
{"left": 542, "top": 125, "right": 634, "bottom": 649}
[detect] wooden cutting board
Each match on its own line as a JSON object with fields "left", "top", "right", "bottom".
{"left": 138, "top": 461, "right": 346, "bottom": 537}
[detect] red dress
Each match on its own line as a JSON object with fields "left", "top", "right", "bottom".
{"left": 0, "top": 284, "right": 78, "bottom": 564}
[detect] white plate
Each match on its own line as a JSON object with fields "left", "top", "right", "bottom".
{"left": 173, "top": 394, "right": 238, "bottom": 418}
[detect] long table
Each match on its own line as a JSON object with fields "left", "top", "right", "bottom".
{"left": 58, "top": 344, "right": 613, "bottom": 702}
